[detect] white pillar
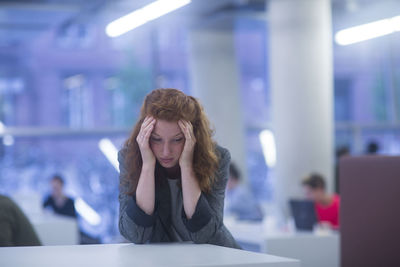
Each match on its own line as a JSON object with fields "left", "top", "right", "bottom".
{"left": 269, "top": 0, "right": 334, "bottom": 214}
{"left": 188, "top": 29, "right": 248, "bottom": 181}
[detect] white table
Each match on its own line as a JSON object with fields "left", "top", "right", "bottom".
{"left": 226, "top": 220, "right": 339, "bottom": 267}
{"left": 29, "top": 213, "right": 79, "bottom": 245}
{"left": 0, "top": 243, "right": 300, "bottom": 267}
{"left": 263, "top": 233, "right": 339, "bottom": 267}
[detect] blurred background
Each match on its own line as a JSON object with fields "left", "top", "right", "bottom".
{"left": 0, "top": 0, "right": 399, "bottom": 255}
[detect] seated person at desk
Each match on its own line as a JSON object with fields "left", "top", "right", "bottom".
{"left": 118, "top": 88, "right": 240, "bottom": 249}
{"left": 224, "top": 163, "right": 263, "bottom": 221}
{"left": 0, "top": 194, "right": 41, "bottom": 246}
{"left": 43, "top": 174, "right": 76, "bottom": 218}
{"left": 302, "top": 173, "right": 340, "bottom": 230}
{"left": 43, "top": 175, "right": 100, "bottom": 244}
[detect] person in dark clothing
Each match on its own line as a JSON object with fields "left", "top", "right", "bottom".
{"left": 0, "top": 194, "right": 41, "bottom": 246}
{"left": 43, "top": 175, "right": 76, "bottom": 218}
{"left": 43, "top": 175, "right": 100, "bottom": 244}
{"left": 366, "top": 140, "right": 380, "bottom": 154}
{"left": 334, "top": 146, "right": 350, "bottom": 194}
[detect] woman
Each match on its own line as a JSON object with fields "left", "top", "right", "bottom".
{"left": 118, "top": 88, "right": 240, "bottom": 249}
{"left": 302, "top": 173, "right": 340, "bottom": 230}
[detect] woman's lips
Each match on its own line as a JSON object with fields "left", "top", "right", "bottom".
{"left": 160, "top": 158, "right": 173, "bottom": 164}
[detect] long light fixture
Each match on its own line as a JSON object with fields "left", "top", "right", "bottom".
{"left": 106, "top": 0, "right": 191, "bottom": 37}
{"left": 259, "top": 129, "right": 277, "bottom": 168}
{"left": 3, "top": 135, "right": 14, "bottom": 146}
{"left": 0, "top": 121, "right": 5, "bottom": 134}
{"left": 99, "top": 138, "right": 119, "bottom": 172}
{"left": 74, "top": 197, "right": 102, "bottom": 226}
{"left": 335, "top": 15, "right": 400, "bottom": 45}
{"left": 0, "top": 121, "right": 14, "bottom": 146}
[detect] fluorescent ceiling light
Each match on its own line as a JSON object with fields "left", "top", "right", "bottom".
{"left": 64, "top": 74, "right": 85, "bottom": 90}
{"left": 259, "top": 129, "right": 277, "bottom": 168}
{"left": 3, "top": 135, "right": 14, "bottom": 146}
{"left": 106, "top": 0, "right": 191, "bottom": 37}
{"left": 99, "top": 138, "right": 119, "bottom": 172}
{"left": 0, "top": 121, "right": 5, "bottom": 134}
{"left": 335, "top": 15, "right": 400, "bottom": 45}
{"left": 75, "top": 197, "right": 101, "bottom": 226}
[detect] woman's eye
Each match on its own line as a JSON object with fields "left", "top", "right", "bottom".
{"left": 151, "top": 137, "right": 161, "bottom": 142}
{"left": 174, "top": 138, "right": 183, "bottom": 142}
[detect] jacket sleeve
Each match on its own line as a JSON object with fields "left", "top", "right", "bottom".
{"left": 181, "top": 146, "right": 241, "bottom": 249}
{"left": 118, "top": 148, "right": 157, "bottom": 244}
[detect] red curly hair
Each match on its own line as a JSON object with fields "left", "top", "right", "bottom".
{"left": 121, "top": 88, "right": 219, "bottom": 195}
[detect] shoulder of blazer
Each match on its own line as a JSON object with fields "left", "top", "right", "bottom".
{"left": 215, "top": 145, "right": 230, "bottom": 167}
{"left": 211, "top": 144, "right": 231, "bottom": 191}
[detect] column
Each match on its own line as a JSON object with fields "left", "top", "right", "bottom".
{"left": 269, "top": 0, "right": 334, "bottom": 214}
{"left": 188, "top": 29, "right": 248, "bottom": 181}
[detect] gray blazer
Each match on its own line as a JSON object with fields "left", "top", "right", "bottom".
{"left": 118, "top": 145, "right": 241, "bottom": 249}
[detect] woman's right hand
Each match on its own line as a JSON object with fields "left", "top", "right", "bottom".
{"left": 136, "top": 116, "right": 156, "bottom": 166}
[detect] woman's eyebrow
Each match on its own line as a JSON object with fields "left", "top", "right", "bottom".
{"left": 150, "top": 133, "right": 183, "bottom": 138}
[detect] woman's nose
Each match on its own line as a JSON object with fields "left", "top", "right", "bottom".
{"left": 162, "top": 143, "right": 172, "bottom": 156}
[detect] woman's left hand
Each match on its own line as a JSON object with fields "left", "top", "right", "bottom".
{"left": 178, "top": 120, "right": 196, "bottom": 168}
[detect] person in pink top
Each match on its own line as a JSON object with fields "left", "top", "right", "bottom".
{"left": 302, "top": 173, "right": 340, "bottom": 230}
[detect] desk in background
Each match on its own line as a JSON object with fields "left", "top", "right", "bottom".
{"left": 0, "top": 243, "right": 299, "bottom": 267}
{"left": 226, "top": 220, "right": 339, "bottom": 267}
{"left": 29, "top": 213, "right": 79, "bottom": 245}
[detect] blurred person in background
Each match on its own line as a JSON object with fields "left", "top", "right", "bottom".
{"left": 366, "top": 140, "right": 380, "bottom": 155}
{"left": 42, "top": 174, "right": 101, "bottom": 244}
{"left": 0, "top": 194, "right": 41, "bottom": 246}
{"left": 224, "top": 163, "right": 263, "bottom": 221}
{"left": 302, "top": 173, "right": 340, "bottom": 230}
{"left": 334, "top": 145, "right": 350, "bottom": 194}
{"left": 118, "top": 88, "right": 240, "bottom": 249}
{"left": 43, "top": 174, "right": 76, "bottom": 218}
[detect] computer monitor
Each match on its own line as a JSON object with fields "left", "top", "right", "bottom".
{"left": 289, "top": 199, "right": 317, "bottom": 231}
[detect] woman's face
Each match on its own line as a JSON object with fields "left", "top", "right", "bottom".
{"left": 149, "top": 119, "right": 185, "bottom": 169}
{"left": 303, "top": 185, "right": 324, "bottom": 203}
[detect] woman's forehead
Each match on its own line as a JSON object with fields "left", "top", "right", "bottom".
{"left": 152, "top": 119, "right": 182, "bottom": 137}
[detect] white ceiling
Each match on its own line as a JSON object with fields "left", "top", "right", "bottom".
{"left": 0, "top": 0, "right": 399, "bottom": 46}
